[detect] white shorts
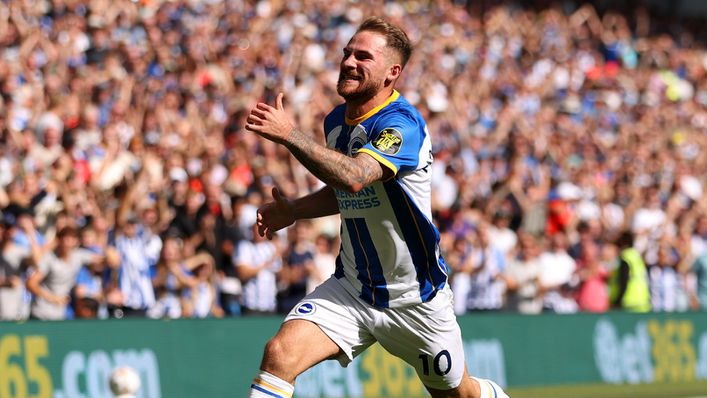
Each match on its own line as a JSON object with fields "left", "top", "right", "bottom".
{"left": 284, "top": 277, "right": 466, "bottom": 390}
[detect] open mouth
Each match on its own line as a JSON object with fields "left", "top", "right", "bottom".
{"left": 340, "top": 74, "right": 361, "bottom": 82}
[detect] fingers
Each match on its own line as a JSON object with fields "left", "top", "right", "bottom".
{"left": 245, "top": 110, "right": 268, "bottom": 133}
{"left": 256, "top": 212, "right": 266, "bottom": 237}
{"left": 276, "top": 92, "right": 284, "bottom": 111}
{"left": 255, "top": 102, "right": 274, "bottom": 112}
{"left": 244, "top": 123, "right": 261, "bottom": 134}
{"left": 272, "top": 186, "right": 285, "bottom": 203}
{"left": 245, "top": 105, "right": 270, "bottom": 129}
{"left": 245, "top": 103, "right": 276, "bottom": 132}
{"left": 250, "top": 106, "right": 269, "bottom": 118}
{"left": 245, "top": 117, "right": 261, "bottom": 127}
{"left": 256, "top": 210, "right": 277, "bottom": 239}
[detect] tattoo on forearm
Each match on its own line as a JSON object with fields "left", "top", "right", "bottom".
{"left": 286, "top": 129, "right": 382, "bottom": 191}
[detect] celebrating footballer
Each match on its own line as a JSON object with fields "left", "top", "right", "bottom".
{"left": 245, "top": 17, "right": 509, "bottom": 398}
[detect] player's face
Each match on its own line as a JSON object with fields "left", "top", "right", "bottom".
{"left": 337, "top": 31, "right": 395, "bottom": 101}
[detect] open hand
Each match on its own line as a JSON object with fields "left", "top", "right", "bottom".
{"left": 245, "top": 93, "right": 294, "bottom": 145}
{"left": 257, "top": 187, "right": 295, "bottom": 240}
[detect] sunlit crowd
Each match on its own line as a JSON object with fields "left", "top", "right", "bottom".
{"left": 0, "top": 0, "right": 705, "bottom": 321}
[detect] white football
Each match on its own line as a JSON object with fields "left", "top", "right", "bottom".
{"left": 109, "top": 366, "right": 141, "bottom": 397}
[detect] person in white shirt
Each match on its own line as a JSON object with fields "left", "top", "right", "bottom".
{"left": 466, "top": 224, "right": 507, "bottom": 311}
{"left": 537, "top": 231, "right": 578, "bottom": 313}
{"left": 235, "top": 224, "right": 283, "bottom": 314}
{"left": 27, "top": 226, "right": 118, "bottom": 320}
{"left": 486, "top": 211, "right": 517, "bottom": 261}
{"left": 505, "top": 232, "right": 543, "bottom": 314}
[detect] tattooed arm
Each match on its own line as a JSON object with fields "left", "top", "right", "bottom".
{"left": 285, "top": 128, "right": 392, "bottom": 193}
{"left": 245, "top": 93, "right": 393, "bottom": 193}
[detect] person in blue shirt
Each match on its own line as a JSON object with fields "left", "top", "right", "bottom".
{"left": 245, "top": 17, "right": 509, "bottom": 398}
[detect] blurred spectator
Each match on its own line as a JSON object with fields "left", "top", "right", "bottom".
{"left": 215, "top": 196, "right": 247, "bottom": 315}
{"left": 6, "top": 206, "right": 47, "bottom": 253}
{"left": 486, "top": 210, "right": 518, "bottom": 262}
{"left": 170, "top": 189, "right": 205, "bottom": 242}
{"left": 149, "top": 233, "right": 220, "bottom": 319}
{"left": 74, "top": 297, "right": 100, "bottom": 319}
{"left": 72, "top": 223, "right": 114, "bottom": 319}
{"left": 466, "top": 224, "right": 507, "bottom": 312}
{"left": 608, "top": 231, "right": 652, "bottom": 312}
{"left": 574, "top": 239, "right": 610, "bottom": 312}
{"left": 505, "top": 233, "right": 543, "bottom": 314}
{"left": 568, "top": 220, "right": 601, "bottom": 260}
{"left": 112, "top": 214, "right": 159, "bottom": 318}
{"left": 691, "top": 254, "right": 707, "bottom": 311}
{"left": 235, "top": 224, "right": 283, "bottom": 315}
{"left": 277, "top": 220, "right": 315, "bottom": 314}
{"left": 648, "top": 242, "right": 689, "bottom": 312}
{"left": 74, "top": 259, "right": 106, "bottom": 319}
{"left": 691, "top": 215, "right": 707, "bottom": 259}
{"left": 448, "top": 234, "right": 474, "bottom": 315}
{"left": 0, "top": 213, "right": 41, "bottom": 321}
{"left": 307, "top": 233, "right": 337, "bottom": 295}
{"left": 149, "top": 234, "right": 196, "bottom": 319}
{"left": 631, "top": 187, "right": 668, "bottom": 254}
{"left": 185, "top": 259, "right": 224, "bottom": 319}
{"left": 538, "top": 231, "right": 578, "bottom": 313}
{"left": 27, "top": 226, "right": 117, "bottom": 320}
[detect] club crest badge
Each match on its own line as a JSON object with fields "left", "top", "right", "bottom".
{"left": 294, "top": 302, "right": 316, "bottom": 316}
{"left": 372, "top": 128, "right": 402, "bottom": 155}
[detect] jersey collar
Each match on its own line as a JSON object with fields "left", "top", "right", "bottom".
{"left": 345, "top": 90, "right": 400, "bottom": 126}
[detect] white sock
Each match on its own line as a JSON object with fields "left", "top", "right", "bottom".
{"left": 248, "top": 370, "right": 295, "bottom": 398}
{"left": 471, "top": 376, "right": 509, "bottom": 398}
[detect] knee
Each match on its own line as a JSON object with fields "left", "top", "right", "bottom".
{"left": 263, "top": 336, "right": 287, "bottom": 362}
{"left": 261, "top": 336, "right": 295, "bottom": 376}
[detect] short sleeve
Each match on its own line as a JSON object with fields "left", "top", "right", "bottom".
{"left": 37, "top": 253, "right": 53, "bottom": 275}
{"left": 358, "top": 112, "right": 422, "bottom": 176}
{"left": 74, "top": 249, "right": 97, "bottom": 266}
{"left": 235, "top": 241, "right": 251, "bottom": 267}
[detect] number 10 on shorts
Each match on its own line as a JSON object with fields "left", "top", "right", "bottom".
{"left": 418, "top": 350, "right": 452, "bottom": 376}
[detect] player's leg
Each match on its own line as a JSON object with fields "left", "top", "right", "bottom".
{"left": 426, "top": 366, "right": 507, "bottom": 398}
{"left": 468, "top": 376, "right": 507, "bottom": 398}
{"left": 259, "top": 319, "right": 341, "bottom": 382}
{"left": 249, "top": 319, "right": 340, "bottom": 398}
{"left": 425, "top": 366, "right": 476, "bottom": 398}
{"left": 248, "top": 277, "right": 375, "bottom": 398}
{"left": 375, "top": 287, "right": 510, "bottom": 398}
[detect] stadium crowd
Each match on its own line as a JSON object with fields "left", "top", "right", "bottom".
{"left": 0, "top": 0, "right": 706, "bottom": 320}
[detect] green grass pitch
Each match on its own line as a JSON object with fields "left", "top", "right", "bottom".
{"left": 507, "top": 381, "right": 707, "bottom": 398}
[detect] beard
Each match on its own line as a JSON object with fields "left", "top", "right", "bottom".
{"left": 336, "top": 72, "right": 382, "bottom": 102}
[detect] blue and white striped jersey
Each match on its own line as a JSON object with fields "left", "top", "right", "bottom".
{"left": 325, "top": 90, "right": 448, "bottom": 308}
{"left": 113, "top": 226, "right": 158, "bottom": 310}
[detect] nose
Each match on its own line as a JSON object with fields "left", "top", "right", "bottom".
{"left": 341, "top": 53, "right": 356, "bottom": 69}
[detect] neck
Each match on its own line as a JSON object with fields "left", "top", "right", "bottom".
{"left": 345, "top": 87, "right": 395, "bottom": 121}
{"left": 57, "top": 249, "right": 70, "bottom": 260}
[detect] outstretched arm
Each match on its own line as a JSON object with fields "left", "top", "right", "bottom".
{"left": 285, "top": 129, "right": 387, "bottom": 193}
{"left": 27, "top": 269, "right": 69, "bottom": 305}
{"left": 257, "top": 186, "right": 339, "bottom": 240}
{"left": 245, "top": 93, "right": 392, "bottom": 193}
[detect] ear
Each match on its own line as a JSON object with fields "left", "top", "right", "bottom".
{"left": 385, "top": 64, "right": 402, "bottom": 85}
